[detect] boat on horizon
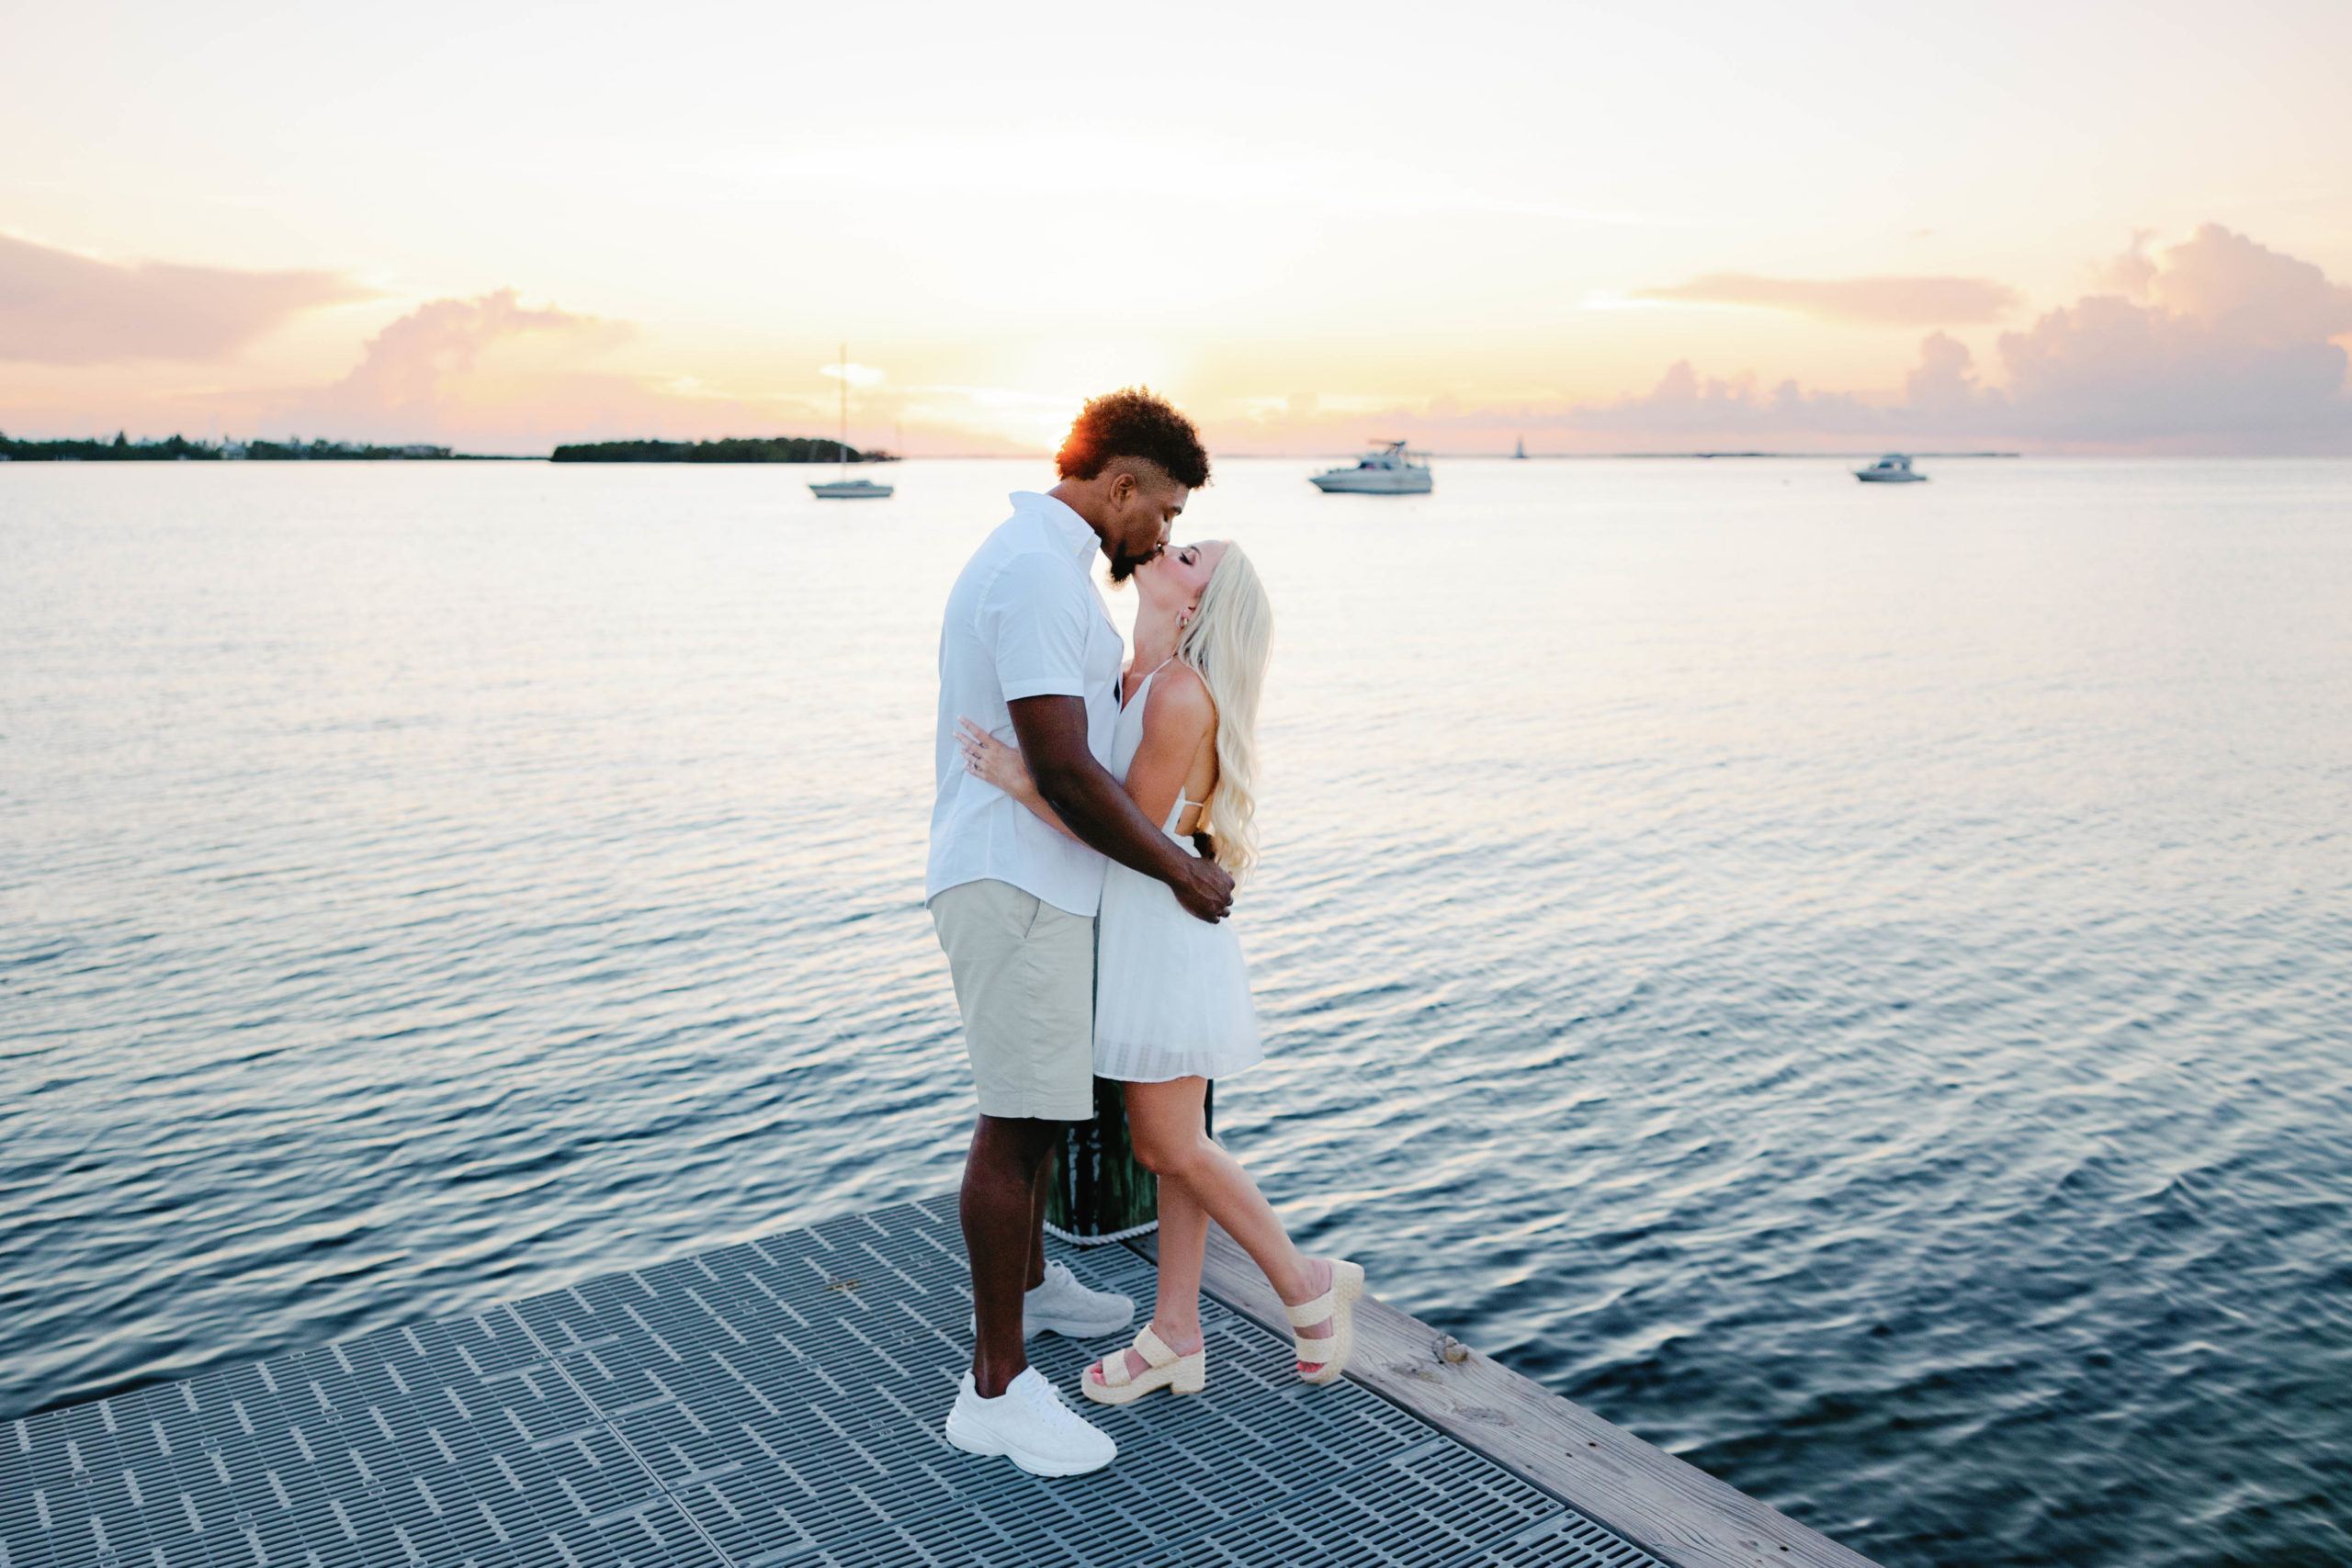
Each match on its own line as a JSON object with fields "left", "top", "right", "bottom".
{"left": 1854, "top": 454, "right": 1927, "bottom": 483}
{"left": 1513, "top": 437, "right": 1527, "bottom": 459}
{"left": 808, "top": 475, "right": 894, "bottom": 498}
{"left": 810, "top": 343, "right": 893, "bottom": 500}
{"left": 1310, "top": 439, "right": 1433, "bottom": 494}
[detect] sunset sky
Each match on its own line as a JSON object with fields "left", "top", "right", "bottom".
{"left": 5, "top": 0, "right": 2350, "bottom": 453}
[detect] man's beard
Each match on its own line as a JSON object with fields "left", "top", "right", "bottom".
{"left": 1106, "top": 549, "right": 1155, "bottom": 584}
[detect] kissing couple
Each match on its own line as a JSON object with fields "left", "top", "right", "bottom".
{"left": 924, "top": 388, "right": 1365, "bottom": 1475}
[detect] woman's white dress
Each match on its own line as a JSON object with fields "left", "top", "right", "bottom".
{"left": 1092, "top": 668, "right": 1264, "bottom": 1083}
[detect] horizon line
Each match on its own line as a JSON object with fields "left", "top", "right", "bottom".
{"left": 3, "top": 431, "right": 2045, "bottom": 463}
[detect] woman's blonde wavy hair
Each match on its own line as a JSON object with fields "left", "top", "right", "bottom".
{"left": 1174, "top": 542, "right": 1272, "bottom": 880}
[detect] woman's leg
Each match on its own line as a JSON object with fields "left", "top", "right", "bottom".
{"left": 1111, "top": 1077, "right": 1337, "bottom": 1380}
{"left": 1154, "top": 1153, "right": 1208, "bottom": 1340}
{"left": 1089, "top": 1086, "right": 1209, "bottom": 1387}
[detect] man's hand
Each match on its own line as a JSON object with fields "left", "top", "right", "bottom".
{"left": 1172, "top": 855, "right": 1235, "bottom": 923}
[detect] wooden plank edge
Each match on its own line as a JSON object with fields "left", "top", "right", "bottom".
{"left": 1128, "top": 1224, "right": 1884, "bottom": 1568}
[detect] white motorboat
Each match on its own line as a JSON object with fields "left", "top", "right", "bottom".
{"left": 811, "top": 342, "right": 893, "bottom": 500}
{"left": 1310, "top": 439, "right": 1432, "bottom": 493}
{"left": 1854, "top": 454, "right": 1926, "bottom": 483}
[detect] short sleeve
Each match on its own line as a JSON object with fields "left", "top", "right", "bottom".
{"left": 981, "top": 553, "right": 1091, "bottom": 702}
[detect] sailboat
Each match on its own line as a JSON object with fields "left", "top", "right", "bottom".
{"left": 1513, "top": 437, "right": 1528, "bottom": 459}
{"left": 809, "top": 343, "right": 893, "bottom": 500}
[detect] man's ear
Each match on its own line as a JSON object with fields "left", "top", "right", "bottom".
{"left": 1110, "top": 469, "right": 1136, "bottom": 505}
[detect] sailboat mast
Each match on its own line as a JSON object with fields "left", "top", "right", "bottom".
{"left": 837, "top": 342, "right": 848, "bottom": 479}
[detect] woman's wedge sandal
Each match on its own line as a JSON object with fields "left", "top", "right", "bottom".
{"left": 1081, "top": 1325, "right": 1206, "bottom": 1406}
{"left": 1288, "top": 1259, "right": 1366, "bottom": 1386}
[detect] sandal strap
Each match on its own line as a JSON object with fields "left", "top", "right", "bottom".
{"left": 1284, "top": 1290, "right": 1336, "bottom": 1328}
{"left": 1102, "top": 1325, "right": 1181, "bottom": 1388}
{"left": 1293, "top": 1332, "right": 1340, "bottom": 1363}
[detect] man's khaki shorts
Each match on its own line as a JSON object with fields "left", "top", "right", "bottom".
{"left": 930, "top": 878, "right": 1095, "bottom": 1122}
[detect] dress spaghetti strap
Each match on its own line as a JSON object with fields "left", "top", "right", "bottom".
{"left": 1123, "top": 657, "right": 1175, "bottom": 710}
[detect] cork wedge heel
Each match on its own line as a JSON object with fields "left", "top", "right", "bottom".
{"left": 1288, "top": 1259, "right": 1366, "bottom": 1386}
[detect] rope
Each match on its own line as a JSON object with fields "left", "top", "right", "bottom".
{"left": 1043, "top": 1218, "right": 1159, "bottom": 1247}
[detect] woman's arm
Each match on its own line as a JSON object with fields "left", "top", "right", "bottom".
{"left": 958, "top": 719, "right": 1083, "bottom": 841}
{"left": 961, "top": 669, "right": 1216, "bottom": 845}
{"left": 1120, "top": 668, "right": 1216, "bottom": 833}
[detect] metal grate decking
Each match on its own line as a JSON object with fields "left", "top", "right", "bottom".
{"left": 2, "top": 1198, "right": 1669, "bottom": 1568}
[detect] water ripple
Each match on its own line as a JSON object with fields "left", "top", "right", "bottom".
{"left": 4, "top": 457, "right": 2349, "bottom": 1568}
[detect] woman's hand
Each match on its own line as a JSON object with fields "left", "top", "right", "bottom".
{"left": 958, "top": 718, "right": 1037, "bottom": 801}
{"left": 961, "top": 717, "right": 1080, "bottom": 841}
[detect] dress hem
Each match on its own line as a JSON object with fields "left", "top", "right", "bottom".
{"left": 1091, "top": 1059, "right": 1262, "bottom": 1085}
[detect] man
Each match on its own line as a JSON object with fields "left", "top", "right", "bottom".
{"left": 927, "top": 388, "right": 1233, "bottom": 1475}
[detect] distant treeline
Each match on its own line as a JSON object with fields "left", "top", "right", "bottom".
{"left": 549, "top": 436, "right": 894, "bottom": 464}
{"left": 0, "top": 433, "right": 468, "bottom": 461}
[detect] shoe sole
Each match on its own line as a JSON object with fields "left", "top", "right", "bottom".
{"left": 967, "top": 1306, "right": 1138, "bottom": 1341}
{"left": 1080, "top": 1359, "right": 1206, "bottom": 1406}
{"left": 943, "top": 1420, "right": 1115, "bottom": 1477}
{"left": 1026, "top": 1305, "right": 1136, "bottom": 1339}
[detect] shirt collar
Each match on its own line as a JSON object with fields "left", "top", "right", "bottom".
{"left": 1012, "top": 491, "right": 1102, "bottom": 570}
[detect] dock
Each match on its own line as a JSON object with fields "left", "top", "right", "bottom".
{"left": 2, "top": 1197, "right": 1881, "bottom": 1568}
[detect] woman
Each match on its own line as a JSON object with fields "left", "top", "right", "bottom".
{"left": 957, "top": 538, "right": 1364, "bottom": 1404}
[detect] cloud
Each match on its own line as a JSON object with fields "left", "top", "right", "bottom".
{"left": 274, "top": 289, "right": 988, "bottom": 450}
{"left": 19, "top": 224, "right": 2345, "bottom": 456}
{"left": 1517, "top": 225, "right": 2349, "bottom": 451}
{"left": 1553, "top": 360, "right": 1887, "bottom": 436}
{"left": 1636, "top": 271, "right": 2024, "bottom": 327}
{"left": 2, "top": 282, "right": 1005, "bottom": 452}
{"left": 2142, "top": 223, "right": 2352, "bottom": 335}
{"left": 2094, "top": 230, "right": 2160, "bottom": 298}
{"left": 1993, "top": 224, "right": 2352, "bottom": 445}
{"left": 0, "top": 232, "right": 371, "bottom": 364}
{"left": 1198, "top": 226, "right": 2352, "bottom": 455}
{"left": 298, "top": 288, "right": 635, "bottom": 433}
{"left": 1904, "top": 331, "right": 1982, "bottom": 415}
{"left": 276, "top": 288, "right": 812, "bottom": 447}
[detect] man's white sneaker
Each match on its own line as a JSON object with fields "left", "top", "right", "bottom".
{"left": 970, "top": 1260, "right": 1136, "bottom": 1340}
{"left": 1025, "top": 1260, "right": 1136, "bottom": 1338}
{"left": 942, "top": 1368, "right": 1117, "bottom": 1476}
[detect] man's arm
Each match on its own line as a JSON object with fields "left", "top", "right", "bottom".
{"left": 1007, "top": 694, "right": 1234, "bottom": 922}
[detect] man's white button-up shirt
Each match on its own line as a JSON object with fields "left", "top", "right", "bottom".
{"left": 927, "top": 491, "right": 1124, "bottom": 916}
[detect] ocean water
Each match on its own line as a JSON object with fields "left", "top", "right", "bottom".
{"left": 3, "top": 456, "right": 2348, "bottom": 1568}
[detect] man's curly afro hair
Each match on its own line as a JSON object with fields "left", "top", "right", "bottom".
{"left": 1055, "top": 387, "right": 1211, "bottom": 491}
